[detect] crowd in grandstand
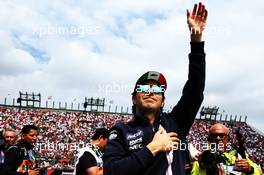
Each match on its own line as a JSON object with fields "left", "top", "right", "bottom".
{"left": 0, "top": 106, "right": 263, "bottom": 172}
{"left": 0, "top": 107, "right": 131, "bottom": 171}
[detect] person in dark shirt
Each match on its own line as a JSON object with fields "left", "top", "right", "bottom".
{"left": 103, "top": 2, "right": 208, "bottom": 175}
{"left": 1, "top": 125, "right": 40, "bottom": 175}
{"left": 75, "top": 128, "right": 109, "bottom": 175}
{"left": 0, "top": 128, "right": 18, "bottom": 171}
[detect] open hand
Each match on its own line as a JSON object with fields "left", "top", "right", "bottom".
{"left": 147, "top": 128, "right": 179, "bottom": 156}
{"left": 187, "top": 2, "right": 208, "bottom": 42}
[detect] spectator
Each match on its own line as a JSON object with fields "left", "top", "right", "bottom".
{"left": 1, "top": 125, "right": 40, "bottom": 175}
{"left": 3, "top": 128, "right": 18, "bottom": 146}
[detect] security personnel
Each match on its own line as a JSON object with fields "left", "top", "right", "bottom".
{"left": 103, "top": 2, "right": 208, "bottom": 175}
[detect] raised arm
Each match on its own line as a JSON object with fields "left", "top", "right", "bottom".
{"left": 171, "top": 2, "right": 208, "bottom": 134}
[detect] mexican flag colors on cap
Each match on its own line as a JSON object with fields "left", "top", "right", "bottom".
{"left": 136, "top": 71, "right": 167, "bottom": 89}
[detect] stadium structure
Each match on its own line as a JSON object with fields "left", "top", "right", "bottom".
{"left": 0, "top": 93, "right": 263, "bottom": 174}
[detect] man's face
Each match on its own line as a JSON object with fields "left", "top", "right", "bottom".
{"left": 208, "top": 127, "right": 228, "bottom": 151}
{"left": 22, "top": 129, "right": 38, "bottom": 145}
{"left": 4, "top": 131, "right": 17, "bottom": 145}
{"left": 98, "top": 137, "right": 108, "bottom": 151}
{"left": 133, "top": 81, "right": 164, "bottom": 113}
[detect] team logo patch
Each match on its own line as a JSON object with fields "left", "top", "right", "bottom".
{"left": 109, "top": 130, "right": 118, "bottom": 140}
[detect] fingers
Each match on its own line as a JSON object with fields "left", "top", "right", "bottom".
{"left": 155, "top": 131, "right": 179, "bottom": 141}
{"left": 170, "top": 137, "right": 180, "bottom": 143}
{"left": 235, "top": 159, "right": 250, "bottom": 171}
{"left": 167, "top": 133, "right": 180, "bottom": 141}
{"left": 192, "top": 3, "right": 197, "bottom": 17}
{"left": 186, "top": 9, "right": 190, "bottom": 20}
{"left": 190, "top": 2, "right": 207, "bottom": 21}
{"left": 164, "top": 132, "right": 180, "bottom": 151}
{"left": 152, "top": 131, "right": 180, "bottom": 152}
{"left": 235, "top": 159, "right": 249, "bottom": 166}
{"left": 167, "top": 132, "right": 178, "bottom": 137}
{"left": 197, "top": 2, "right": 202, "bottom": 16}
{"left": 201, "top": 9, "right": 208, "bottom": 23}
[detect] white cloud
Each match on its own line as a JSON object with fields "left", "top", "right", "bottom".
{"left": 0, "top": 0, "right": 263, "bottom": 132}
{"left": 0, "top": 31, "right": 37, "bottom": 76}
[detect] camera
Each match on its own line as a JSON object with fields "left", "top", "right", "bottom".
{"left": 199, "top": 150, "right": 224, "bottom": 174}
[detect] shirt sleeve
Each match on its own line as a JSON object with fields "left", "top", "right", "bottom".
{"left": 170, "top": 42, "right": 206, "bottom": 135}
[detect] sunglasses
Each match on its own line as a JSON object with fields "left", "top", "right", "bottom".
{"left": 209, "top": 133, "right": 227, "bottom": 140}
{"left": 136, "top": 85, "right": 165, "bottom": 94}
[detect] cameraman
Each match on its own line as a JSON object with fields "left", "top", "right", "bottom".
{"left": 191, "top": 123, "right": 262, "bottom": 175}
{"left": 0, "top": 128, "right": 18, "bottom": 170}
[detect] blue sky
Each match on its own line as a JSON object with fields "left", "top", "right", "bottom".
{"left": 0, "top": 0, "right": 263, "bottom": 132}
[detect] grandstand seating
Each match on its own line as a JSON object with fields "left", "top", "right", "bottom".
{"left": 0, "top": 106, "right": 263, "bottom": 172}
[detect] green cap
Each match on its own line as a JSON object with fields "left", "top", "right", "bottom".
{"left": 133, "top": 71, "right": 167, "bottom": 94}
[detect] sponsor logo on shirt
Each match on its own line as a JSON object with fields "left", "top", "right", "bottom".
{"left": 127, "top": 130, "right": 143, "bottom": 150}
{"left": 126, "top": 130, "right": 143, "bottom": 140}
